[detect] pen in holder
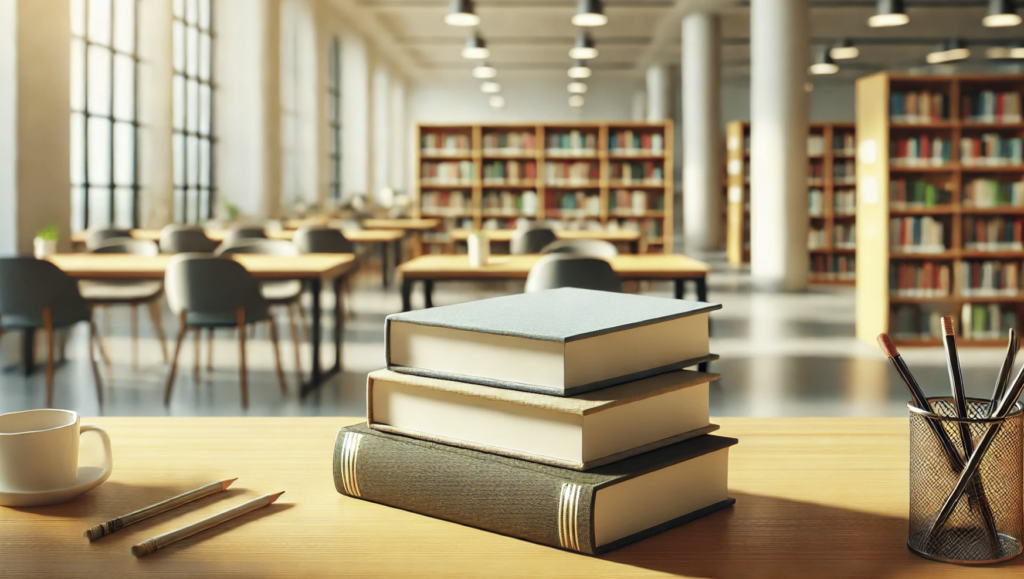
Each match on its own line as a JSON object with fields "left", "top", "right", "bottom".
{"left": 908, "top": 397, "right": 1024, "bottom": 564}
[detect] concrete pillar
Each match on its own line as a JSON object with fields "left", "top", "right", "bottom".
{"left": 342, "top": 34, "right": 371, "bottom": 201}
{"left": 681, "top": 12, "right": 722, "bottom": 252}
{"left": 750, "top": 0, "right": 809, "bottom": 291}
{"left": 389, "top": 77, "right": 407, "bottom": 194}
{"left": 645, "top": 65, "right": 670, "bottom": 122}
{"left": 0, "top": 0, "right": 72, "bottom": 256}
{"left": 372, "top": 63, "right": 390, "bottom": 202}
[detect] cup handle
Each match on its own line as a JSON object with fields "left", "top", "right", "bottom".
{"left": 80, "top": 425, "right": 113, "bottom": 480}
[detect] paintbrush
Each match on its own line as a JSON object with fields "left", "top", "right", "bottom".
{"left": 988, "top": 329, "right": 1018, "bottom": 418}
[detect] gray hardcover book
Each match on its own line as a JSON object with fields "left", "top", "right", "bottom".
{"left": 333, "top": 423, "right": 737, "bottom": 556}
{"left": 386, "top": 287, "right": 721, "bottom": 396}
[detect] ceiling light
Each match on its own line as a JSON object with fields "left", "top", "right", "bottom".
{"left": 489, "top": 95, "right": 505, "bottom": 108}
{"left": 989, "top": 41, "right": 1024, "bottom": 59}
{"left": 830, "top": 39, "right": 859, "bottom": 60}
{"left": 985, "top": 0, "right": 1022, "bottom": 27}
{"left": 481, "top": 81, "right": 501, "bottom": 93}
{"left": 568, "top": 82, "right": 588, "bottom": 94}
{"left": 572, "top": 0, "right": 607, "bottom": 27}
{"left": 569, "top": 95, "right": 585, "bottom": 107}
{"left": 569, "top": 30, "right": 598, "bottom": 60}
{"left": 461, "top": 31, "right": 489, "bottom": 59}
{"left": 868, "top": 0, "right": 909, "bottom": 27}
{"left": 809, "top": 47, "right": 839, "bottom": 75}
{"left": 445, "top": 0, "right": 479, "bottom": 27}
{"left": 472, "top": 62, "right": 497, "bottom": 79}
{"left": 568, "top": 60, "right": 592, "bottom": 79}
{"left": 926, "top": 38, "right": 970, "bottom": 64}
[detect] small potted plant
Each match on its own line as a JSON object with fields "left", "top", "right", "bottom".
{"left": 34, "top": 224, "right": 59, "bottom": 259}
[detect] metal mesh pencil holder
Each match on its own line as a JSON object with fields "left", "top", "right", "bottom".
{"left": 908, "top": 397, "right": 1024, "bottom": 565}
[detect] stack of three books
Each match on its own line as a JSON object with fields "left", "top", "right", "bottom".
{"left": 333, "top": 288, "right": 737, "bottom": 555}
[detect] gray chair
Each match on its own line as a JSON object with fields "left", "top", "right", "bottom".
{"left": 0, "top": 258, "right": 104, "bottom": 407}
{"left": 163, "top": 255, "right": 286, "bottom": 408}
{"left": 524, "top": 254, "right": 623, "bottom": 293}
{"left": 511, "top": 227, "right": 558, "bottom": 255}
{"left": 84, "top": 228, "right": 132, "bottom": 250}
{"left": 541, "top": 239, "right": 618, "bottom": 260}
{"left": 293, "top": 226, "right": 355, "bottom": 254}
{"left": 79, "top": 239, "right": 168, "bottom": 369}
{"left": 217, "top": 239, "right": 306, "bottom": 386}
{"left": 221, "top": 226, "right": 268, "bottom": 248}
{"left": 159, "top": 225, "right": 218, "bottom": 253}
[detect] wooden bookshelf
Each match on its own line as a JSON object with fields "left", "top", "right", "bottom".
{"left": 414, "top": 122, "right": 674, "bottom": 254}
{"left": 856, "top": 72, "right": 1024, "bottom": 346}
{"left": 725, "top": 121, "right": 857, "bottom": 284}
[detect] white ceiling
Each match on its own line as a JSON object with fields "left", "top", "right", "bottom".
{"left": 353, "top": 0, "right": 1024, "bottom": 81}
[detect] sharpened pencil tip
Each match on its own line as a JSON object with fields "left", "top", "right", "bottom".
{"left": 877, "top": 334, "right": 898, "bottom": 358}
{"left": 941, "top": 316, "right": 954, "bottom": 336}
{"left": 222, "top": 478, "right": 238, "bottom": 491}
{"left": 268, "top": 491, "right": 285, "bottom": 504}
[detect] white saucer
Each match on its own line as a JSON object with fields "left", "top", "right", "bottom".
{"left": 0, "top": 466, "right": 110, "bottom": 508}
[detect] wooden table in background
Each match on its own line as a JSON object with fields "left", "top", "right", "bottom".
{"left": 1, "top": 417, "right": 991, "bottom": 579}
{"left": 451, "top": 228, "right": 643, "bottom": 253}
{"left": 395, "top": 254, "right": 710, "bottom": 312}
{"left": 362, "top": 218, "right": 441, "bottom": 258}
{"left": 47, "top": 254, "right": 356, "bottom": 395}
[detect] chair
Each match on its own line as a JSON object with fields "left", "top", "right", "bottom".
{"left": 524, "top": 254, "right": 623, "bottom": 294}
{"left": 293, "top": 226, "right": 355, "bottom": 254}
{"left": 84, "top": 228, "right": 132, "bottom": 250}
{"left": 541, "top": 239, "right": 618, "bottom": 260}
{"left": 0, "top": 258, "right": 105, "bottom": 407}
{"left": 511, "top": 227, "right": 558, "bottom": 255}
{"left": 78, "top": 239, "right": 168, "bottom": 369}
{"left": 216, "top": 240, "right": 306, "bottom": 386}
{"left": 159, "top": 225, "right": 218, "bottom": 254}
{"left": 220, "top": 226, "right": 268, "bottom": 248}
{"left": 163, "top": 255, "right": 286, "bottom": 408}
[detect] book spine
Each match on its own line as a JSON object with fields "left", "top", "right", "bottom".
{"left": 333, "top": 426, "right": 600, "bottom": 554}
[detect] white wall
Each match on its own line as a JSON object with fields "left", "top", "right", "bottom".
{"left": 372, "top": 63, "right": 390, "bottom": 203}
{"left": 722, "top": 78, "right": 856, "bottom": 124}
{"left": 341, "top": 32, "right": 370, "bottom": 200}
{"left": 280, "top": 0, "right": 318, "bottom": 211}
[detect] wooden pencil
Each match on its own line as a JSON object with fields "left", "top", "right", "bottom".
{"left": 131, "top": 491, "right": 284, "bottom": 558}
{"left": 85, "top": 478, "right": 237, "bottom": 541}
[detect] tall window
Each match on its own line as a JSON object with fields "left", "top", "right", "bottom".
{"left": 328, "top": 36, "right": 342, "bottom": 202}
{"left": 173, "top": 0, "right": 215, "bottom": 223}
{"left": 70, "top": 0, "right": 140, "bottom": 231}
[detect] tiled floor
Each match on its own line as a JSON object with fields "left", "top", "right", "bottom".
{"left": 0, "top": 253, "right": 1014, "bottom": 418}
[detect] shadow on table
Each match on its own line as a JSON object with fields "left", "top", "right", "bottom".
{"left": 602, "top": 492, "right": 1023, "bottom": 578}
{"left": 135, "top": 502, "right": 295, "bottom": 561}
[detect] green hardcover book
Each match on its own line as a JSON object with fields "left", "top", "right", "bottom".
{"left": 333, "top": 423, "right": 736, "bottom": 555}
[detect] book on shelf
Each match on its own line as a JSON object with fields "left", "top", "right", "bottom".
{"left": 482, "top": 160, "right": 536, "bottom": 184}
{"left": 807, "top": 162, "right": 824, "bottom": 183}
{"left": 366, "top": 368, "right": 718, "bottom": 471}
{"left": 808, "top": 189, "right": 824, "bottom": 217}
{"left": 833, "top": 223, "right": 855, "bottom": 249}
{"left": 545, "top": 161, "right": 599, "bottom": 185}
{"left": 546, "top": 190, "right": 600, "bottom": 217}
{"left": 890, "top": 136, "right": 952, "bottom": 167}
{"left": 421, "top": 161, "right": 474, "bottom": 185}
{"left": 962, "top": 216, "right": 1024, "bottom": 250}
{"left": 386, "top": 288, "right": 718, "bottom": 397}
{"left": 421, "top": 191, "right": 469, "bottom": 215}
{"left": 546, "top": 131, "right": 597, "bottom": 156}
{"left": 833, "top": 159, "right": 855, "bottom": 184}
{"left": 609, "top": 161, "right": 663, "bottom": 185}
{"left": 834, "top": 190, "right": 856, "bottom": 215}
{"left": 807, "top": 134, "right": 825, "bottom": 156}
{"left": 890, "top": 179, "right": 953, "bottom": 209}
{"left": 482, "top": 131, "right": 536, "bottom": 155}
{"left": 889, "top": 90, "right": 949, "bottom": 123}
{"left": 961, "top": 261, "right": 1021, "bottom": 296}
{"left": 963, "top": 178, "right": 1024, "bottom": 208}
{"left": 891, "top": 305, "right": 947, "bottom": 341}
{"left": 961, "top": 303, "right": 1019, "bottom": 340}
{"left": 643, "top": 218, "right": 663, "bottom": 241}
{"left": 807, "top": 228, "right": 826, "bottom": 250}
{"left": 889, "top": 216, "right": 947, "bottom": 253}
{"left": 609, "top": 130, "right": 664, "bottom": 155}
{"left": 959, "top": 134, "right": 1024, "bottom": 166}
{"left": 482, "top": 190, "right": 538, "bottom": 217}
{"left": 421, "top": 133, "right": 471, "bottom": 155}
{"left": 481, "top": 217, "right": 521, "bottom": 230}
{"left": 811, "top": 254, "right": 855, "bottom": 280}
{"left": 889, "top": 261, "right": 952, "bottom": 297}
{"left": 609, "top": 189, "right": 660, "bottom": 216}
{"left": 832, "top": 132, "right": 855, "bottom": 155}
{"left": 333, "top": 423, "right": 736, "bottom": 556}
{"left": 962, "top": 90, "right": 1022, "bottom": 124}
{"left": 422, "top": 218, "right": 474, "bottom": 244}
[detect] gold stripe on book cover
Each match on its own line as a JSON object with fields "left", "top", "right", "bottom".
{"left": 557, "top": 483, "right": 582, "bottom": 551}
{"left": 340, "top": 432, "right": 363, "bottom": 497}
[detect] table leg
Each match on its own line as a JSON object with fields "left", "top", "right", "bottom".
{"left": 380, "top": 243, "right": 389, "bottom": 289}
{"left": 424, "top": 280, "right": 434, "bottom": 309}
{"left": 22, "top": 328, "right": 35, "bottom": 376}
{"left": 401, "top": 278, "right": 413, "bottom": 312}
{"left": 301, "top": 279, "right": 323, "bottom": 396}
{"left": 333, "top": 279, "right": 343, "bottom": 372}
{"left": 696, "top": 278, "right": 708, "bottom": 302}
{"left": 698, "top": 362, "right": 709, "bottom": 372}
{"left": 393, "top": 239, "right": 402, "bottom": 270}
{"left": 674, "top": 279, "right": 685, "bottom": 300}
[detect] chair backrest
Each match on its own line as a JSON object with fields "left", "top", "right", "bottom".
{"left": 0, "top": 258, "right": 91, "bottom": 327}
{"left": 164, "top": 255, "right": 269, "bottom": 320}
{"left": 91, "top": 238, "right": 160, "bottom": 257}
{"left": 84, "top": 228, "right": 132, "bottom": 250}
{"left": 510, "top": 228, "right": 558, "bottom": 255}
{"left": 221, "top": 227, "right": 268, "bottom": 248}
{"left": 159, "top": 225, "right": 218, "bottom": 254}
{"left": 292, "top": 226, "right": 354, "bottom": 254}
{"left": 524, "top": 254, "right": 622, "bottom": 294}
{"left": 216, "top": 239, "right": 301, "bottom": 257}
{"left": 541, "top": 238, "right": 618, "bottom": 260}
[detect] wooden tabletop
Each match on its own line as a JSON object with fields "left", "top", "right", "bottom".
{"left": 450, "top": 228, "right": 642, "bottom": 243}
{"left": 70, "top": 229, "right": 403, "bottom": 245}
{"left": 1, "top": 417, "right": 999, "bottom": 578}
{"left": 362, "top": 218, "right": 440, "bottom": 231}
{"left": 397, "top": 254, "right": 709, "bottom": 281}
{"left": 47, "top": 254, "right": 357, "bottom": 281}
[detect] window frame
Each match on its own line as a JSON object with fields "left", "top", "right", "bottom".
{"left": 328, "top": 35, "right": 342, "bottom": 202}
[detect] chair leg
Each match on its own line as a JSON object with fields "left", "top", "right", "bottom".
{"left": 92, "top": 319, "right": 112, "bottom": 369}
{"left": 164, "top": 312, "right": 187, "bottom": 406}
{"left": 296, "top": 300, "right": 310, "bottom": 344}
{"left": 42, "top": 306, "right": 54, "bottom": 408}
{"left": 268, "top": 318, "right": 287, "bottom": 394}
{"left": 146, "top": 299, "right": 168, "bottom": 363}
{"left": 87, "top": 319, "right": 105, "bottom": 405}
{"left": 193, "top": 328, "right": 201, "bottom": 381}
{"left": 287, "top": 303, "right": 303, "bottom": 385}
{"left": 59, "top": 328, "right": 69, "bottom": 363}
{"left": 236, "top": 307, "right": 248, "bottom": 409}
{"left": 131, "top": 304, "right": 139, "bottom": 370}
{"left": 207, "top": 328, "right": 214, "bottom": 371}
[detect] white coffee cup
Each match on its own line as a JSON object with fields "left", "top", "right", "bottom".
{"left": 468, "top": 232, "right": 490, "bottom": 268}
{"left": 0, "top": 409, "right": 112, "bottom": 492}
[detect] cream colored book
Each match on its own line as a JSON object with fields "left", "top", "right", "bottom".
{"left": 367, "top": 368, "right": 718, "bottom": 471}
